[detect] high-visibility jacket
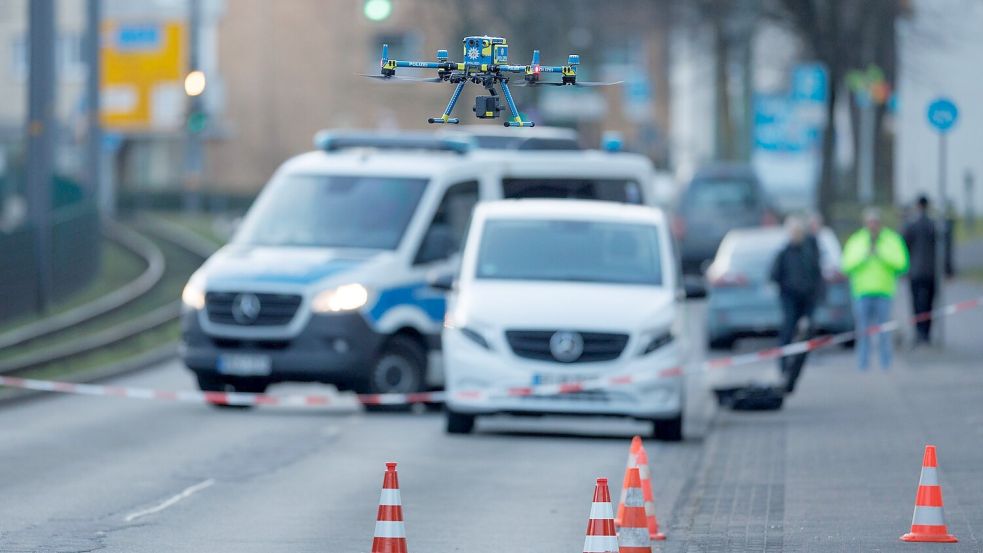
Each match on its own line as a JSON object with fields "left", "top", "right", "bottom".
{"left": 841, "top": 227, "right": 909, "bottom": 297}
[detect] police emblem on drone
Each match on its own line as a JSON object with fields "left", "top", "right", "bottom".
{"left": 362, "top": 35, "right": 621, "bottom": 127}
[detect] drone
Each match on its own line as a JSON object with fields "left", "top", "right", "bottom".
{"left": 363, "top": 35, "right": 620, "bottom": 127}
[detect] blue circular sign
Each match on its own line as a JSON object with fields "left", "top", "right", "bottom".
{"left": 927, "top": 97, "right": 958, "bottom": 132}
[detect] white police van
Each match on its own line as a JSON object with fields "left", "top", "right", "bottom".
{"left": 179, "top": 132, "right": 657, "bottom": 398}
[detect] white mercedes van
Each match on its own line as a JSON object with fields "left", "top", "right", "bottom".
{"left": 442, "top": 200, "right": 689, "bottom": 440}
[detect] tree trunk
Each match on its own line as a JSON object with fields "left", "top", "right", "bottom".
{"left": 712, "top": 7, "right": 734, "bottom": 159}
{"left": 818, "top": 64, "right": 839, "bottom": 224}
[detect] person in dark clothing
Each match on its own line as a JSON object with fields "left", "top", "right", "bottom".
{"left": 771, "top": 216, "right": 822, "bottom": 393}
{"left": 902, "top": 195, "right": 952, "bottom": 345}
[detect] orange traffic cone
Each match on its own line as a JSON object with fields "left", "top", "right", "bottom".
{"left": 636, "top": 446, "right": 666, "bottom": 540}
{"left": 615, "top": 435, "right": 643, "bottom": 526}
{"left": 583, "top": 477, "right": 619, "bottom": 553}
{"left": 372, "top": 462, "right": 409, "bottom": 553}
{"left": 618, "top": 467, "right": 652, "bottom": 553}
{"left": 900, "top": 445, "right": 958, "bottom": 543}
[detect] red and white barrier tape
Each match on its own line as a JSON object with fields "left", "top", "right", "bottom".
{"left": 1, "top": 296, "right": 980, "bottom": 408}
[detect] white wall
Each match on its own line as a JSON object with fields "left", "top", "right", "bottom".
{"left": 895, "top": 0, "right": 983, "bottom": 213}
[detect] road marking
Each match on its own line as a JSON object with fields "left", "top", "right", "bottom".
{"left": 124, "top": 478, "right": 215, "bottom": 522}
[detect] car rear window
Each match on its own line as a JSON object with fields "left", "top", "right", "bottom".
{"left": 502, "top": 178, "right": 643, "bottom": 204}
{"left": 682, "top": 179, "right": 758, "bottom": 213}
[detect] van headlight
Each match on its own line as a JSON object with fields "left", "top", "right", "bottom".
{"left": 181, "top": 276, "right": 206, "bottom": 310}
{"left": 638, "top": 331, "right": 674, "bottom": 356}
{"left": 312, "top": 284, "right": 370, "bottom": 313}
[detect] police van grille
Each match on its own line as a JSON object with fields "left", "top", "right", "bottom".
{"left": 504, "top": 330, "right": 629, "bottom": 363}
{"left": 206, "top": 292, "right": 302, "bottom": 326}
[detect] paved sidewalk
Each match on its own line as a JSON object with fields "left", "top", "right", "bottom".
{"left": 658, "top": 279, "right": 983, "bottom": 552}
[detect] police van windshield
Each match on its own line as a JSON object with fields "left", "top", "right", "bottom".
{"left": 502, "top": 178, "right": 642, "bottom": 204}
{"left": 235, "top": 174, "right": 428, "bottom": 249}
{"left": 476, "top": 219, "right": 662, "bottom": 285}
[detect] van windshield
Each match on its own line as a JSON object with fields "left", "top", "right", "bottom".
{"left": 235, "top": 174, "right": 428, "bottom": 249}
{"left": 476, "top": 219, "right": 662, "bottom": 285}
{"left": 502, "top": 178, "right": 643, "bottom": 204}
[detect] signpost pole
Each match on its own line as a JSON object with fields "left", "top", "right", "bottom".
{"left": 935, "top": 131, "right": 947, "bottom": 346}
{"left": 85, "top": 0, "right": 101, "bottom": 214}
{"left": 926, "top": 97, "right": 958, "bottom": 348}
{"left": 183, "top": 0, "right": 203, "bottom": 213}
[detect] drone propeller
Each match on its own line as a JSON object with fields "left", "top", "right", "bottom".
{"left": 360, "top": 74, "right": 444, "bottom": 83}
{"left": 514, "top": 80, "right": 623, "bottom": 88}
{"left": 574, "top": 80, "right": 624, "bottom": 87}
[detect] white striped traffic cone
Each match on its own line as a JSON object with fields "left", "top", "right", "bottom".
{"left": 900, "top": 445, "right": 957, "bottom": 543}
{"left": 618, "top": 467, "right": 652, "bottom": 553}
{"left": 584, "top": 477, "right": 619, "bottom": 553}
{"left": 615, "top": 435, "right": 643, "bottom": 526}
{"left": 636, "top": 446, "right": 665, "bottom": 540}
{"left": 372, "top": 462, "right": 408, "bottom": 553}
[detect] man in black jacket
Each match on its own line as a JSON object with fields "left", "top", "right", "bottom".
{"left": 903, "top": 195, "right": 951, "bottom": 345}
{"left": 771, "top": 216, "right": 822, "bottom": 393}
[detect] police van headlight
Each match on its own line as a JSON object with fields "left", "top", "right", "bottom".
{"left": 181, "top": 275, "right": 206, "bottom": 310}
{"left": 312, "top": 284, "right": 370, "bottom": 313}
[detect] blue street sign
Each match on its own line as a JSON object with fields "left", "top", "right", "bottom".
{"left": 927, "top": 97, "right": 958, "bottom": 133}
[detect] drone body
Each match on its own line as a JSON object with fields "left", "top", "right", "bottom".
{"left": 366, "top": 35, "right": 617, "bottom": 128}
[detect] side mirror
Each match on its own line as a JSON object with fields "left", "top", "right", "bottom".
{"left": 416, "top": 225, "right": 457, "bottom": 265}
{"left": 427, "top": 271, "right": 455, "bottom": 291}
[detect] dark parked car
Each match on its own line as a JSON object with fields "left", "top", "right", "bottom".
{"left": 672, "top": 164, "right": 778, "bottom": 296}
{"left": 704, "top": 226, "right": 854, "bottom": 350}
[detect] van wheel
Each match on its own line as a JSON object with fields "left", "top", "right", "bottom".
{"left": 446, "top": 409, "right": 475, "bottom": 434}
{"left": 651, "top": 414, "right": 683, "bottom": 442}
{"left": 360, "top": 335, "right": 426, "bottom": 411}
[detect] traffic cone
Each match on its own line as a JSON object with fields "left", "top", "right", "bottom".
{"left": 615, "top": 435, "right": 643, "bottom": 526}
{"left": 900, "top": 445, "right": 958, "bottom": 543}
{"left": 618, "top": 467, "right": 652, "bottom": 553}
{"left": 583, "top": 477, "right": 619, "bottom": 553}
{"left": 636, "top": 446, "right": 666, "bottom": 540}
{"left": 372, "top": 462, "right": 409, "bottom": 553}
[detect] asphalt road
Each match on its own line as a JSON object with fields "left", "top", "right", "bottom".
{"left": 1, "top": 292, "right": 982, "bottom": 553}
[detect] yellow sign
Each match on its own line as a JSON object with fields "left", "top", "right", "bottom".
{"left": 101, "top": 21, "right": 186, "bottom": 130}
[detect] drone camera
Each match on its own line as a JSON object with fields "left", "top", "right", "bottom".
{"left": 473, "top": 96, "right": 501, "bottom": 119}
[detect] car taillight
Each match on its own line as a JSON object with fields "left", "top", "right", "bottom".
{"left": 761, "top": 211, "right": 778, "bottom": 226}
{"left": 709, "top": 272, "right": 748, "bottom": 287}
{"left": 671, "top": 216, "right": 686, "bottom": 239}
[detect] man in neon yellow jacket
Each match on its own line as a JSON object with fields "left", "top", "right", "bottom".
{"left": 841, "top": 208, "right": 909, "bottom": 370}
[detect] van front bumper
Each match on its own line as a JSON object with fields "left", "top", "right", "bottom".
{"left": 443, "top": 329, "right": 684, "bottom": 420}
{"left": 180, "top": 309, "right": 384, "bottom": 386}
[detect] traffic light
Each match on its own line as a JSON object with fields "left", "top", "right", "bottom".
{"left": 363, "top": 0, "right": 392, "bottom": 21}
{"left": 187, "top": 111, "right": 208, "bottom": 134}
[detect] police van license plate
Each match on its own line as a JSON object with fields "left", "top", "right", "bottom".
{"left": 532, "top": 373, "right": 594, "bottom": 386}
{"left": 217, "top": 354, "right": 272, "bottom": 376}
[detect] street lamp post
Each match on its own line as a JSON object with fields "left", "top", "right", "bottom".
{"left": 26, "top": 0, "right": 56, "bottom": 313}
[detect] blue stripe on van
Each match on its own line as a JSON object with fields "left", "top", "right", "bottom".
{"left": 368, "top": 283, "right": 446, "bottom": 324}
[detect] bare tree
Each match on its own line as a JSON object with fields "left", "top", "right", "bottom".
{"left": 764, "top": 0, "right": 905, "bottom": 220}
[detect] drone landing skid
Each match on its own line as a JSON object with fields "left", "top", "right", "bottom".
{"left": 426, "top": 79, "right": 534, "bottom": 127}
{"left": 427, "top": 116, "right": 461, "bottom": 124}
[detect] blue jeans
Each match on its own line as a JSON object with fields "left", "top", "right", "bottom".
{"left": 854, "top": 295, "right": 894, "bottom": 370}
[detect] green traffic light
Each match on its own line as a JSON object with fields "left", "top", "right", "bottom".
{"left": 187, "top": 111, "right": 208, "bottom": 134}
{"left": 363, "top": 0, "right": 392, "bottom": 21}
